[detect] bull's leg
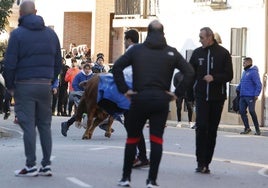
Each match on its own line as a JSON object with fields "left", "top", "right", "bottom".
{"left": 82, "top": 110, "right": 95, "bottom": 140}
{"left": 86, "top": 117, "right": 105, "bottom": 138}
{"left": 104, "top": 116, "right": 114, "bottom": 138}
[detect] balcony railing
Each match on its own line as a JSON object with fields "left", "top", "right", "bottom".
{"left": 115, "top": 0, "right": 159, "bottom": 19}
{"left": 194, "top": 0, "right": 228, "bottom": 9}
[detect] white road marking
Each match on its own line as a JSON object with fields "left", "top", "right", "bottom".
{"left": 258, "top": 168, "right": 268, "bottom": 177}
{"left": 66, "top": 177, "right": 93, "bottom": 187}
{"left": 224, "top": 135, "right": 263, "bottom": 138}
{"left": 84, "top": 144, "right": 268, "bottom": 177}
{"left": 89, "top": 147, "right": 107, "bottom": 150}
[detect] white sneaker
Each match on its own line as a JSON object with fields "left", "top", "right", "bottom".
{"left": 176, "top": 122, "right": 182, "bottom": 128}
{"left": 190, "top": 122, "right": 196, "bottom": 129}
{"left": 38, "top": 165, "right": 52, "bottom": 176}
{"left": 118, "top": 178, "right": 130, "bottom": 187}
{"left": 15, "top": 166, "right": 38, "bottom": 177}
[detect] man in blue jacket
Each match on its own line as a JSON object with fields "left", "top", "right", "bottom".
{"left": 3, "top": 1, "right": 62, "bottom": 177}
{"left": 237, "top": 57, "right": 262, "bottom": 135}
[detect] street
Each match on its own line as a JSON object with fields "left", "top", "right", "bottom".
{"left": 0, "top": 113, "right": 268, "bottom": 188}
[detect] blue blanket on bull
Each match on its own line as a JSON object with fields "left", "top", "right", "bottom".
{"left": 97, "top": 73, "right": 132, "bottom": 123}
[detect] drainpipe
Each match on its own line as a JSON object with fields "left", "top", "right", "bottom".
{"left": 263, "top": 0, "right": 268, "bottom": 127}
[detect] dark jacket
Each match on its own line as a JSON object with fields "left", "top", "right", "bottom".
{"left": 112, "top": 31, "right": 194, "bottom": 98}
{"left": 59, "top": 64, "right": 70, "bottom": 90}
{"left": 173, "top": 71, "right": 194, "bottom": 101}
{"left": 189, "top": 41, "right": 233, "bottom": 101}
{"left": 3, "top": 14, "right": 62, "bottom": 90}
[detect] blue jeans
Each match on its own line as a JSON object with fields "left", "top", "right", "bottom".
{"left": 239, "top": 96, "right": 260, "bottom": 131}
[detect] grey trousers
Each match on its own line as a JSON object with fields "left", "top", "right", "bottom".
{"left": 15, "top": 80, "right": 52, "bottom": 167}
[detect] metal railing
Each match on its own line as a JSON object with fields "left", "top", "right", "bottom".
{"left": 114, "top": 0, "right": 159, "bottom": 19}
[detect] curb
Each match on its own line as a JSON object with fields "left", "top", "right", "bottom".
{"left": 0, "top": 128, "right": 12, "bottom": 138}
{"left": 166, "top": 120, "right": 268, "bottom": 137}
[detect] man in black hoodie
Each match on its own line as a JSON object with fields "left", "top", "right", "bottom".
{"left": 113, "top": 20, "right": 194, "bottom": 188}
{"left": 189, "top": 27, "right": 233, "bottom": 174}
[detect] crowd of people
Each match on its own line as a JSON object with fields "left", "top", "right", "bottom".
{"left": 1, "top": 1, "right": 263, "bottom": 188}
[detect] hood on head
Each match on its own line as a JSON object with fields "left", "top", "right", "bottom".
{"left": 18, "top": 14, "right": 45, "bottom": 30}
{"left": 144, "top": 31, "right": 167, "bottom": 49}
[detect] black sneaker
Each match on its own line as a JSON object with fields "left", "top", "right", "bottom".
{"left": 132, "top": 158, "right": 150, "bottom": 168}
{"left": 195, "top": 166, "right": 210, "bottom": 174}
{"left": 99, "top": 123, "right": 114, "bottom": 133}
{"left": 240, "top": 128, "right": 251, "bottom": 134}
{"left": 14, "top": 166, "right": 38, "bottom": 177}
{"left": 39, "top": 165, "right": 52, "bottom": 176}
{"left": 254, "top": 130, "right": 261, "bottom": 135}
{"left": 118, "top": 177, "right": 130, "bottom": 187}
{"left": 61, "top": 122, "right": 69, "bottom": 137}
{"left": 4, "top": 111, "right": 10, "bottom": 120}
{"left": 146, "top": 179, "right": 159, "bottom": 188}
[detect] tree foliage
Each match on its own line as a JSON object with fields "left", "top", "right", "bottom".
{"left": 0, "top": 0, "right": 15, "bottom": 33}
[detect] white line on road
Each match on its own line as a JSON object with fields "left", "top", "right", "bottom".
{"left": 66, "top": 177, "right": 93, "bottom": 187}
{"left": 89, "top": 147, "right": 108, "bottom": 150}
{"left": 258, "top": 168, "right": 268, "bottom": 177}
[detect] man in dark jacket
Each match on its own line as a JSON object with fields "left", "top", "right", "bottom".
{"left": 3, "top": 1, "right": 62, "bottom": 177}
{"left": 189, "top": 27, "right": 233, "bottom": 174}
{"left": 113, "top": 20, "right": 194, "bottom": 188}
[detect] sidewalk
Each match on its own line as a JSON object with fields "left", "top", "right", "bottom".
{"left": 166, "top": 120, "right": 268, "bottom": 137}
{"left": 1, "top": 120, "right": 268, "bottom": 138}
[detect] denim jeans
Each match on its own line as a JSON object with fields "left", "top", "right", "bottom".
{"left": 239, "top": 96, "right": 260, "bottom": 131}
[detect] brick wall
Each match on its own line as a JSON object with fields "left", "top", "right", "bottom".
{"left": 63, "top": 12, "right": 92, "bottom": 53}
{"left": 94, "top": 0, "right": 115, "bottom": 63}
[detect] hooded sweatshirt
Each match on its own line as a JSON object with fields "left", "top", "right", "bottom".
{"left": 3, "top": 14, "right": 62, "bottom": 89}
{"left": 236, "top": 65, "right": 262, "bottom": 97}
{"left": 112, "top": 31, "right": 194, "bottom": 98}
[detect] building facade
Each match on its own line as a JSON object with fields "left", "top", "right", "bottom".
{"left": 5, "top": 0, "right": 268, "bottom": 126}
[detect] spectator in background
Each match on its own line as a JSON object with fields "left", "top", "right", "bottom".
{"left": 65, "top": 58, "right": 80, "bottom": 116}
{"left": 51, "top": 78, "right": 59, "bottom": 115}
{"left": 57, "top": 58, "right": 70, "bottom": 116}
{"left": 237, "top": 57, "right": 262, "bottom": 135}
{"left": 92, "top": 53, "right": 110, "bottom": 73}
{"left": 173, "top": 71, "right": 195, "bottom": 128}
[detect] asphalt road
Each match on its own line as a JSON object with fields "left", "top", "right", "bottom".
{"left": 0, "top": 113, "right": 268, "bottom": 188}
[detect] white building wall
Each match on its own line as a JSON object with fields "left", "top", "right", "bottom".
{"left": 34, "top": 0, "right": 95, "bottom": 48}
{"left": 30, "top": 0, "right": 266, "bottom": 125}
{"left": 157, "top": 0, "right": 265, "bottom": 124}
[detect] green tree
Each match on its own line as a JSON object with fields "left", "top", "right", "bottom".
{"left": 0, "top": 0, "right": 14, "bottom": 57}
{"left": 0, "top": 0, "right": 15, "bottom": 33}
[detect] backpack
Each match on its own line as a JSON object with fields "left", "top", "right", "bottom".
{"left": 173, "top": 71, "right": 184, "bottom": 87}
{"left": 232, "top": 95, "right": 240, "bottom": 113}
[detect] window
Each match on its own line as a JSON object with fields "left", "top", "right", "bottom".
{"left": 228, "top": 27, "right": 247, "bottom": 112}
